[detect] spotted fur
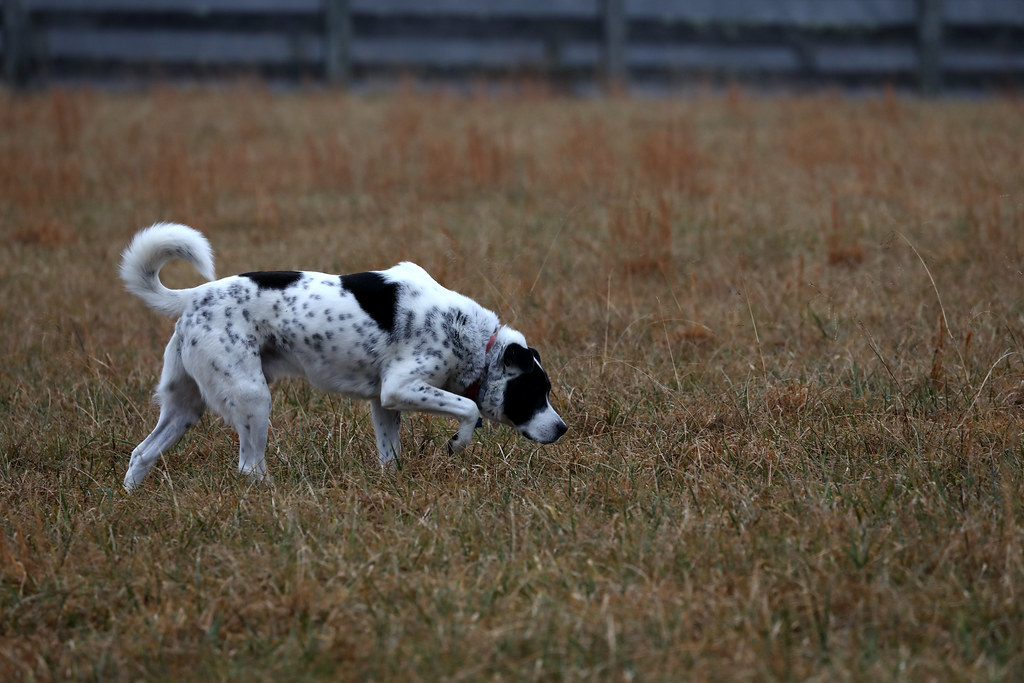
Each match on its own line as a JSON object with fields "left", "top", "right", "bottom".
{"left": 119, "top": 223, "right": 567, "bottom": 490}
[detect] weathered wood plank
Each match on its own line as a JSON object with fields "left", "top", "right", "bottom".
{"left": 325, "top": 0, "right": 351, "bottom": 85}
{"left": 25, "top": 0, "right": 321, "bottom": 12}
{"left": 628, "top": 0, "right": 915, "bottom": 26}
{"left": 3, "top": 0, "right": 31, "bottom": 86}
{"left": 601, "top": 0, "right": 625, "bottom": 87}
{"left": 917, "top": 0, "right": 942, "bottom": 93}
{"left": 44, "top": 28, "right": 323, "bottom": 64}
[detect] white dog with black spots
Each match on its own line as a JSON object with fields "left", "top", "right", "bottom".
{"left": 119, "top": 223, "right": 567, "bottom": 490}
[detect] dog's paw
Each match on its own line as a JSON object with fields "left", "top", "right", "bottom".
{"left": 447, "top": 428, "right": 473, "bottom": 454}
{"left": 240, "top": 462, "right": 272, "bottom": 486}
{"left": 123, "top": 470, "right": 144, "bottom": 492}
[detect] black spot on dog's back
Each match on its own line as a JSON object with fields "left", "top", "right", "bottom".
{"left": 242, "top": 271, "right": 302, "bottom": 290}
{"left": 341, "top": 271, "right": 398, "bottom": 334}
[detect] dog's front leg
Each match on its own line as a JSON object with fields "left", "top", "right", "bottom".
{"left": 370, "top": 398, "right": 401, "bottom": 468}
{"left": 379, "top": 377, "right": 479, "bottom": 454}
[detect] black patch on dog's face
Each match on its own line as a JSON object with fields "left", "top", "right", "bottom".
{"left": 340, "top": 271, "right": 398, "bottom": 334}
{"left": 502, "top": 344, "right": 552, "bottom": 427}
{"left": 242, "top": 271, "right": 302, "bottom": 290}
{"left": 503, "top": 343, "right": 538, "bottom": 372}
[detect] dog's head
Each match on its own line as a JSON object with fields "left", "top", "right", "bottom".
{"left": 480, "top": 338, "right": 567, "bottom": 445}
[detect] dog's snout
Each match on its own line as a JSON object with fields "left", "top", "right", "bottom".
{"left": 537, "top": 420, "right": 567, "bottom": 444}
{"left": 520, "top": 417, "right": 567, "bottom": 444}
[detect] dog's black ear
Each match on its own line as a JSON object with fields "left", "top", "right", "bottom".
{"left": 503, "top": 343, "right": 535, "bottom": 372}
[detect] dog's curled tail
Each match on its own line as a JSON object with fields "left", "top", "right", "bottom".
{"left": 120, "top": 223, "right": 216, "bottom": 317}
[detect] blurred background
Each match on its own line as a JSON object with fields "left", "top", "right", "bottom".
{"left": 2, "top": 0, "right": 1022, "bottom": 94}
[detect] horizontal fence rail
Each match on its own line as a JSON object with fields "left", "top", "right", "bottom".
{"left": 3, "top": 0, "right": 1024, "bottom": 91}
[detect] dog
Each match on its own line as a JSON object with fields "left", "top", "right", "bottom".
{"left": 119, "top": 223, "right": 566, "bottom": 490}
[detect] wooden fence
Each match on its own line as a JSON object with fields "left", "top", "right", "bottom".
{"left": 3, "top": 0, "right": 1024, "bottom": 92}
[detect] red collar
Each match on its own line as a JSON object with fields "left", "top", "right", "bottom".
{"left": 464, "top": 332, "right": 498, "bottom": 403}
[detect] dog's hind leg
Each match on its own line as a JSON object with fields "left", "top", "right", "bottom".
{"left": 370, "top": 398, "right": 402, "bottom": 468}
{"left": 186, "top": 348, "right": 273, "bottom": 484}
{"left": 232, "top": 392, "right": 271, "bottom": 483}
{"left": 124, "top": 333, "right": 206, "bottom": 491}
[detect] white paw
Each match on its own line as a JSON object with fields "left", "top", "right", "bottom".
{"left": 447, "top": 423, "right": 476, "bottom": 454}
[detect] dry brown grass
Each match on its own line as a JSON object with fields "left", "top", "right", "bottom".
{"left": 2, "top": 85, "right": 1024, "bottom": 680}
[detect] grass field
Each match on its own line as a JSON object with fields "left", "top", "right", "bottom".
{"left": 2, "top": 85, "right": 1024, "bottom": 680}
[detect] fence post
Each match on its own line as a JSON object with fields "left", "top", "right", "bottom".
{"left": 917, "top": 0, "right": 943, "bottom": 94}
{"left": 324, "top": 0, "right": 351, "bottom": 87}
{"left": 3, "top": 0, "right": 30, "bottom": 88}
{"left": 601, "top": 0, "right": 626, "bottom": 91}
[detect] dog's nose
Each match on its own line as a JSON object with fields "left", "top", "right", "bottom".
{"left": 554, "top": 421, "right": 568, "bottom": 440}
